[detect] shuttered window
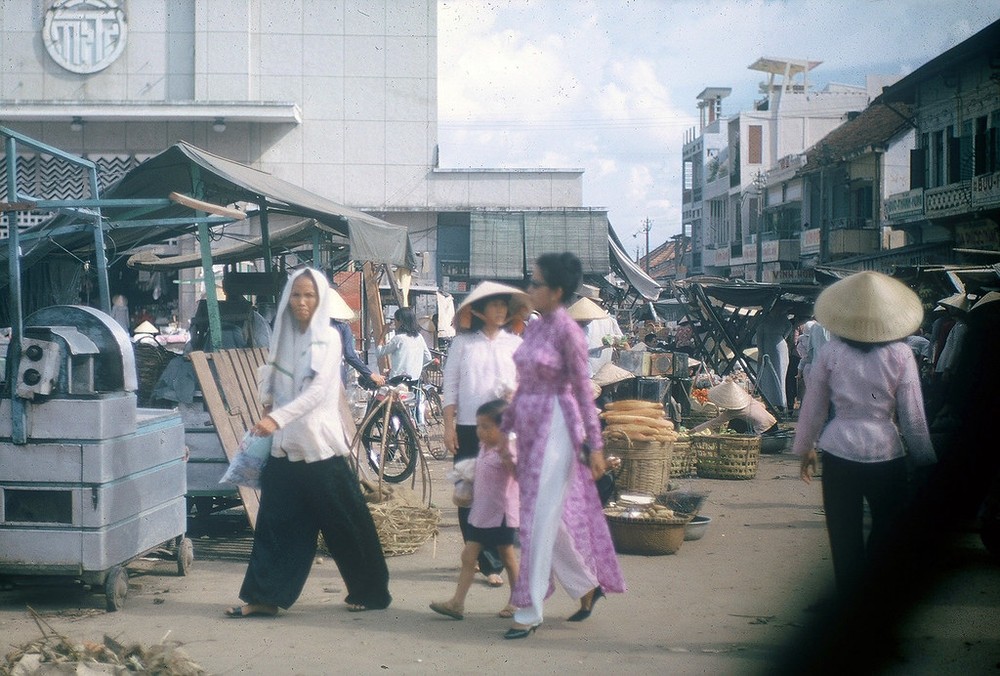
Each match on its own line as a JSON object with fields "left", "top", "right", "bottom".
{"left": 748, "top": 125, "right": 763, "bottom": 165}
{"left": 469, "top": 212, "right": 525, "bottom": 279}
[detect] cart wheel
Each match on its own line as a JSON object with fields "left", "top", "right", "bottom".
{"left": 176, "top": 537, "right": 195, "bottom": 576}
{"left": 105, "top": 566, "right": 128, "bottom": 612}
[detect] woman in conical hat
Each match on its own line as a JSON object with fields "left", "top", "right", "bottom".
{"left": 792, "top": 271, "right": 935, "bottom": 594}
{"left": 688, "top": 378, "right": 778, "bottom": 436}
{"left": 443, "top": 280, "right": 530, "bottom": 599}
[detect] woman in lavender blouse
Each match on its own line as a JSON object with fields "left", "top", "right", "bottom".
{"left": 795, "top": 271, "right": 936, "bottom": 594}
{"left": 500, "top": 252, "right": 625, "bottom": 639}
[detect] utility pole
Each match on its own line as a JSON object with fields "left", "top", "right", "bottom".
{"left": 634, "top": 218, "right": 653, "bottom": 273}
{"left": 754, "top": 171, "right": 766, "bottom": 282}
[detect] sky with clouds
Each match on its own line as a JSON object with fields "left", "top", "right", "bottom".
{"left": 437, "top": 0, "right": 999, "bottom": 256}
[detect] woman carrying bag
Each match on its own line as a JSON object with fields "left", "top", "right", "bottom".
{"left": 224, "top": 268, "right": 391, "bottom": 618}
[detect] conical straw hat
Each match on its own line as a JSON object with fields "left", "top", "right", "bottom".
{"left": 937, "top": 292, "right": 971, "bottom": 313}
{"left": 814, "top": 271, "right": 922, "bottom": 343}
{"left": 568, "top": 296, "right": 609, "bottom": 322}
{"left": 707, "top": 379, "right": 751, "bottom": 410}
{"left": 327, "top": 288, "right": 356, "bottom": 321}
{"left": 971, "top": 291, "right": 1000, "bottom": 313}
{"left": 133, "top": 320, "right": 159, "bottom": 335}
{"left": 455, "top": 281, "right": 531, "bottom": 330}
{"left": 592, "top": 362, "right": 635, "bottom": 387}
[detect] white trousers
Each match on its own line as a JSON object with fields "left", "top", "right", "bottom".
{"left": 514, "top": 401, "right": 598, "bottom": 626}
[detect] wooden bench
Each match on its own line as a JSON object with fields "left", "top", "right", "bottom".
{"left": 189, "top": 347, "right": 358, "bottom": 529}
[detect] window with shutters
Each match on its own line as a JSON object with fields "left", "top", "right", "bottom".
{"left": 748, "top": 125, "right": 763, "bottom": 165}
{"left": 974, "top": 115, "right": 989, "bottom": 176}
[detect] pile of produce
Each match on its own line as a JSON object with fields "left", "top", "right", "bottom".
{"left": 600, "top": 400, "right": 678, "bottom": 444}
{"left": 604, "top": 502, "right": 680, "bottom": 520}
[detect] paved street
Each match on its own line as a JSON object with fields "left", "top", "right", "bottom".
{"left": 2, "top": 451, "right": 998, "bottom": 675}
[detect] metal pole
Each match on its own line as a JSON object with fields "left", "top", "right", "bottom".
{"left": 755, "top": 171, "right": 765, "bottom": 282}
{"left": 191, "top": 166, "right": 222, "bottom": 350}
{"left": 87, "top": 167, "right": 112, "bottom": 313}
{"left": 5, "top": 136, "right": 26, "bottom": 443}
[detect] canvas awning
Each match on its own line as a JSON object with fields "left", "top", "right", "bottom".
{"left": 102, "top": 141, "right": 416, "bottom": 269}
{"left": 126, "top": 213, "right": 346, "bottom": 271}
{"left": 608, "top": 226, "right": 662, "bottom": 301}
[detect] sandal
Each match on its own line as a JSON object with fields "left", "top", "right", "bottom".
{"left": 224, "top": 605, "right": 278, "bottom": 618}
{"left": 429, "top": 600, "right": 464, "bottom": 620}
{"left": 497, "top": 604, "right": 516, "bottom": 618}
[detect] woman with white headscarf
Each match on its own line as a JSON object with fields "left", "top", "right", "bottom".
{"left": 225, "top": 268, "right": 391, "bottom": 618}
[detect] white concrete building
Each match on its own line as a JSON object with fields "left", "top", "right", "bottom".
{"left": 1, "top": 0, "right": 609, "bottom": 321}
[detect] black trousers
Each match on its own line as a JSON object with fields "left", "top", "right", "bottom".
{"left": 240, "top": 455, "right": 391, "bottom": 610}
{"left": 455, "top": 424, "right": 504, "bottom": 576}
{"left": 820, "top": 452, "right": 907, "bottom": 593}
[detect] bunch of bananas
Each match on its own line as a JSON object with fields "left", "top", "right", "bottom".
{"left": 600, "top": 399, "right": 678, "bottom": 444}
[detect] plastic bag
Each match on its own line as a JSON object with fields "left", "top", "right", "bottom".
{"left": 447, "top": 458, "right": 477, "bottom": 508}
{"left": 220, "top": 431, "right": 273, "bottom": 489}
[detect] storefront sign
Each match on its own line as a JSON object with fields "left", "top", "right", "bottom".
{"left": 972, "top": 171, "right": 1000, "bottom": 206}
{"left": 800, "top": 228, "right": 821, "bottom": 254}
{"left": 43, "top": 0, "right": 127, "bottom": 74}
{"left": 955, "top": 221, "right": 1000, "bottom": 250}
{"left": 884, "top": 188, "right": 924, "bottom": 220}
{"left": 761, "top": 240, "right": 778, "bottom": 262}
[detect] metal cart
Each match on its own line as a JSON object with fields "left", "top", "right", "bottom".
{"left": 0, "top": 306, "right": 190, "bottom": 610}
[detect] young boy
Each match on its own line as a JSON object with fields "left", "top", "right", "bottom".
{"left": 430, "top": 399, "right": 520, "bottom": 619}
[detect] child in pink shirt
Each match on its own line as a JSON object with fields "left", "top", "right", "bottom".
{"left": 430, "top": 399, "right": 520, "bottom": 619}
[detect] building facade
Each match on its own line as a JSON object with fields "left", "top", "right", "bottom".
{"left": 0, "top": 0, "right": 610, "bottom": 324}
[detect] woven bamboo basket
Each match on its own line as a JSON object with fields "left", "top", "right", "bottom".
{"left": 603, "top": 431, "right": 673, "bottom": 497}
{"left": 690, "top": 434, "right": 761, "bottom": 480}
{"left": 368, "top": 502, "right": 440, "bottom": 556}
{"left": 683, "top": 403, "right": 720, "bottom": 429}
{"left": 605, "top": 512, "right": 692, "bottom": 555}
{"left": 133, "top": 339, "right": 174, "bottom": 406}
{"left": 669, "top": 439, "right": 695, "bottom": 478}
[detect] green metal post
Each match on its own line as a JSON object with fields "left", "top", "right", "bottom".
{"left": 5, "top": 136, "right": 26, "bottom": 443}
{"left": 191, "top": 166, "right": 222, "bottom": 349}
{"left": 87, "top": 168, "right": 112, "bottom": 313}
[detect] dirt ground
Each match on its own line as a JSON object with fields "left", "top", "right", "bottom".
{"left": 2, "top": 451, "right": 999, "bottom": 675}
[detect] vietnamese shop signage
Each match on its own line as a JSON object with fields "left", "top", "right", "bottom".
{"left": 43, "top": 0, "right": 127, "bottom": 74}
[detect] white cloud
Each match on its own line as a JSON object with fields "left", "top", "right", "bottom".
{"left": 438, "top": 0, "right": 999, "bottom": 251}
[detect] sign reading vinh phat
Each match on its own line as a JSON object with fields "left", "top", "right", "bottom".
{"left": 43, "top": 0, "right": 127, "bottom": 74}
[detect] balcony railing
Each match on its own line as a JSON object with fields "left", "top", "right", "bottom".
{"left": 829, "top": 217, "right": 874, "bottom": 230}
{"left": 925, "top": 182, "right": 971, "bottom": 217}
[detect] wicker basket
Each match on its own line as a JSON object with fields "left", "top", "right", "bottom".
{"left": 605, "top": 513, "right": 692, "bottom": 555}
{"left": 669, "top": 439, "right": 695, "bottom": 478}
{"left": 604, "top": 431, "right": 673, "bottom": 497}
{"left": 368, "top": 503, "right": 440, "bottom": 557}
{"left": 683, "top": 403, "right": 720, "bottom": 429}
{"left": 690, "top": 434, "right": 761, "bottom": 480}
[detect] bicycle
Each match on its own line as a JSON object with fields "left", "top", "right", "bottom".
{"left": 352, "top": 377, "right": 421, "bottom": 483}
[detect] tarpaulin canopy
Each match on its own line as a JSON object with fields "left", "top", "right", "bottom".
{"left": 103, "top": 141, "right": 416, "bottom": 269}
{"left": 608, "top": 226, "right": 662, "bottom": 301}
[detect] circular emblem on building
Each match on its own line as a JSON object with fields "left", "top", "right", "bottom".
{"left": 42, "top": 0, "right": 128, "bottom": 75}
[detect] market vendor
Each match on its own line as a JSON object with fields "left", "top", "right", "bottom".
{"left": 689, "top": 379, "right": 778, "bottom": 436}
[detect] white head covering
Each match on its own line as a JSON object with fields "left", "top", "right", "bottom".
{"left": 266, "top": 269, "right": 339, "bottom": 405}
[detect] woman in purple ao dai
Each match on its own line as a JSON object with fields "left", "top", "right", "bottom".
{"left": 500, "top": 252, "right": 625, "bottom": 639}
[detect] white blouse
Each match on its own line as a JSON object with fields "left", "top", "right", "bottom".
{"left": 442, "top": 330, "right": 522, "bottom": 426}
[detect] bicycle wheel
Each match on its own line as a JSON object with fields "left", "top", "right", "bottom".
{"left": 361, "top": 401, "right": 419, "bottom": 482}
{"left": 422, "top": 386, "right": 448, "bottom": 460}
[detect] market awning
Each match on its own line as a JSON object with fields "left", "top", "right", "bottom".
{"left": 102, "top": 141, "right": 416, "bottom": 269}
{"left": 126, "top": 213, "right": 346, "bottom": 271}
{"left": 608, "top": 226, "right": 662, "bottom": 301}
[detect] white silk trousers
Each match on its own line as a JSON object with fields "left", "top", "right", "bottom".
{"left": 514, "top": 400, "right": 598, "bottom": 626}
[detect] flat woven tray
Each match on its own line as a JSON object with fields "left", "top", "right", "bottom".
{"left": 690, "top": 434, "right": 761, "bottom": 480}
